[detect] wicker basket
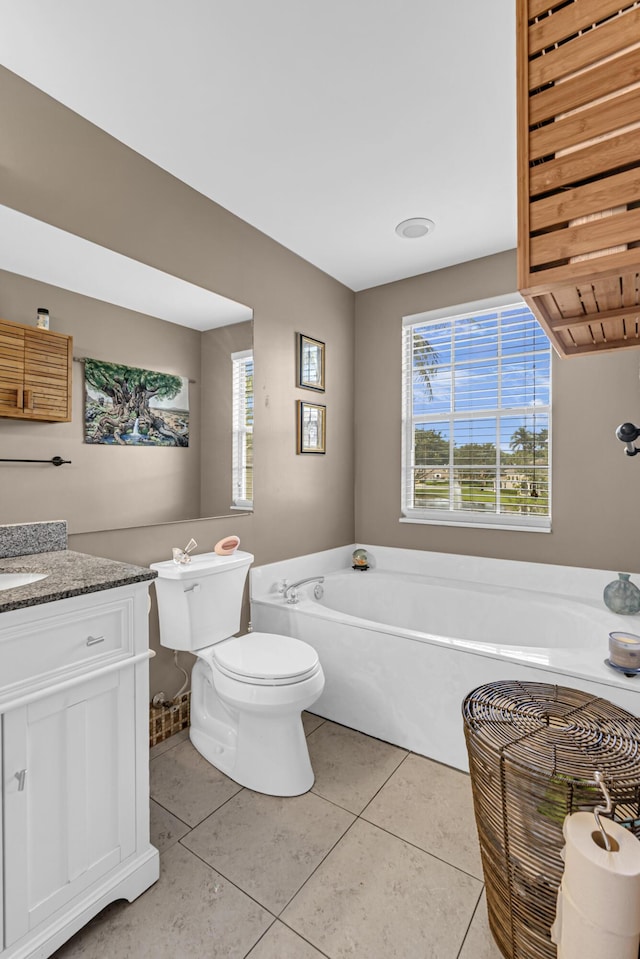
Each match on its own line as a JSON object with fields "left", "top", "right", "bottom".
{"left": 463, "top": 681, "right": 640, "bottom": 959}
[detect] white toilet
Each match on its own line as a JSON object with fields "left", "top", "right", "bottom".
{"left": 151, "top": 550, "right": 324, "bottom": 796}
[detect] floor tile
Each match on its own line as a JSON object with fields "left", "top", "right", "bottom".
{"left": 307, "top": 721, "right": 408, "bottom": 814}
{"left": 150, "top": 798, "right": 190, "bottom": 853}
{"left": 458, "top": 893, "right": 504, "bottom": 959}
{"left": 247, "top": 921, "right": 328, "bottom": 958}
{"left": 282, "top": 819, "right": 482, "bottom": 959}
{"left": 52, "top": 842, "right": 272, "bottom": 959}
{"left": 302, "top": 711, "right": 325, "bottom": 737}
{"left": 150, "top": 739, "right": 242, "bottom": 827}
{"left": 149, "top": 727, "right": 190, "bottom": 760}
{"left": 362, "top": 753, "right": 483, "bottom": 878}
{"left": 182, "top": 788, "right": 355, "bottom": 914}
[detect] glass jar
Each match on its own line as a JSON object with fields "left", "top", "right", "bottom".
{"left": 603, "top": 573, "right": 640, "bottom": 615}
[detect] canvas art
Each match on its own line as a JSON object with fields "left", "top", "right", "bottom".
{"left": 84, "top": 358, "right": 189, "bottom": 446}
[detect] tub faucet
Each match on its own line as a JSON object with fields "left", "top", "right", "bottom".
{"left": 284, "top": 576, "right": 325, "bottom": 605}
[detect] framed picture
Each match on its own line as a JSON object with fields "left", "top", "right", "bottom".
{"left": 297, "top": 400, "right": 326, "bottom": 454}
{"left": 298, "top": 333, "right": 325, "bottom": 392}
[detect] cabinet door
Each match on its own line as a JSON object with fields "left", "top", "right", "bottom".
{"left": 23, "top": 327, "right": 72, "bottom": 422}
{"left": 3, "top": 668, "right": 136, "bottom": 946}
{"left": 0, "top": 717, "right": 3, "bottom": 951}
{"left": 0, "top": 320, "right": 25, "bottom": 416}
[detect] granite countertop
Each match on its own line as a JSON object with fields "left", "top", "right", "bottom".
{"left": 0, "top": 549, "right": 157, "bottom": 614}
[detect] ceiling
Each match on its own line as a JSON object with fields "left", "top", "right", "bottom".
{"left": 0, "top": 0, "right": 517, "bottom": 293}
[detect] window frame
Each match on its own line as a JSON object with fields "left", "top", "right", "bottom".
{"left": 401, "top": 294, "right": 552, "bottom": 532}
{"left": 231, "top": 348, "right": 254, "bottom": 511}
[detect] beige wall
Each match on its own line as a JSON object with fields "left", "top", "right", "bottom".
{"left": 0, "top": 269, "right": 203, "bottom": 531}
{"left": 0, "top": 67, "right": 355, "bottom": 695}
{"left": 354, "top": 250, "right": 640, "bottom": 573}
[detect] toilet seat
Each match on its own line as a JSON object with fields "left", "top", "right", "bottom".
{"left": 208, "top": 632, "right": 321, "bottom": 686}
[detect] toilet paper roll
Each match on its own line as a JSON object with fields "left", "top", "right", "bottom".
{"left": 561, "top": 812, "right": 640, "bottom": 936}
{"left": 553, "top": 883, "right": 640, "bottom": 959}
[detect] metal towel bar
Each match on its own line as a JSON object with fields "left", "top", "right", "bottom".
{"left": 0, "top": 456, "right": 71, "bottom": 466}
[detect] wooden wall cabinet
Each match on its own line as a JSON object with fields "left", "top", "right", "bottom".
{"left": 0, "top": 318, "right": 72, "bottom": 421}
{"left": 517, "top": 0, "right": 640, "bottom": 356}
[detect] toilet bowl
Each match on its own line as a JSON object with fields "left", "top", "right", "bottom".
{"left": 151, "top": 551, "right": 325, "bottom": 796}
{"left": 191, "top": 632, "right": 324, "bottom": 794}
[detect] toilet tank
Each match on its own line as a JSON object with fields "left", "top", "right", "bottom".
{"left": 150, "top": 550, "right": 253, "bottom": 651}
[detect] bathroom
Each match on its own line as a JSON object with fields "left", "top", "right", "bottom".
{"left": 2, "top": 4, "right": 640, "bottom": 958}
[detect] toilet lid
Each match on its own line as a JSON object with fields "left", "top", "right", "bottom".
{"left": 212, "top": 632, "right": 320, "bottom": 683}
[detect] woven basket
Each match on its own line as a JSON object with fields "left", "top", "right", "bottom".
{"left": 463, "top": 681, "right": 640, "bottom": 959}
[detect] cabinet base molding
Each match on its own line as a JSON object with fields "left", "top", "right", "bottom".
{"left": 4, "top": 847, "right": 159, "bottom": 959}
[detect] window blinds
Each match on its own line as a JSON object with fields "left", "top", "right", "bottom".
{"left": 232, "top": 350, "right": 254, "bottom": 509}
{"left": 402, "top": 299, "right": 551, "bottom": 530}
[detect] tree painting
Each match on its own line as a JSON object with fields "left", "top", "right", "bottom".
{"left": 84, "top": 359, "right": 189, "bottom": 446}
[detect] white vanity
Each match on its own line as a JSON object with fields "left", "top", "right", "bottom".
{"left": 0, "top": 531, "right": 159, "bottom": 959}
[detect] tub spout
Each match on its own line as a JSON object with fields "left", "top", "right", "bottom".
{"left": 284, "top": 576, "right": 325, "bottom": 605}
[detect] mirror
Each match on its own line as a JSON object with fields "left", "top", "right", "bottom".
{"left": 0, "top": 207, "right": 254, "bottom": 534}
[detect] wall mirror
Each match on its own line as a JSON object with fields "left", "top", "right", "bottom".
{"left": 0, "top": 206, "right": 254, "bottom": 534}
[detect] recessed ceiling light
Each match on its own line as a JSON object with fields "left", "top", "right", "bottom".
{"left": 395, "top": 217, "right": 435, "bottom": 239}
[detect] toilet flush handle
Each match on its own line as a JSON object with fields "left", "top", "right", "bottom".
{"left": 184, "top": 583, "right": 201, "bottom": 594}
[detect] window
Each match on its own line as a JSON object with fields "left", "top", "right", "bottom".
{"left": 401, "top": 295, "right": 551, "bottom": 531}
{"left": 232, "top": 349, "right": 253, "bottom": 509}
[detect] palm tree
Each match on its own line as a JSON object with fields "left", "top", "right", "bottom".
{"left": 509, "top": 426, "right": 534, "bottom": 464}
{"left": 534, "top": 427, "right": 548, "bottom": 461}
{"left": 412, "top": 332, "right": 439, "bottom": 400}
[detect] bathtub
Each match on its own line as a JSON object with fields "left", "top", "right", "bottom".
{"left": 250, "top": 545, "right": 640, "bottom": 771}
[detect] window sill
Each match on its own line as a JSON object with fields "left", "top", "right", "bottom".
{"left": 399, "top": 514, "right": 551, "bottom": 533}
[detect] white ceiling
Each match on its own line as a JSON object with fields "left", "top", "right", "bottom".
{"left": 0, "top": 0, "right": 517, "bottom": 293}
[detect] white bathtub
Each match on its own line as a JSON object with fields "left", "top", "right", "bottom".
{"left": 250, "top": 545, "right": 640, "bottom": 770}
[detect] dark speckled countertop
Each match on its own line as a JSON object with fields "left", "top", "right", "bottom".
{"left": 0, "top": 549, "right": 157, "bottom": 614}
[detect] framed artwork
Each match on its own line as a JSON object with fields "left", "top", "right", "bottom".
{"left": 84, "top": 358, "right": 189, "bottom": 446}
{"left": 298, "top": 333, "right": 325, "bottom": 392}
{"left": 297, "top": 400, "right": 326, "bottom": 454}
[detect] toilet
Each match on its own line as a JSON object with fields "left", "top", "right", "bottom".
{"left": 150, "top": 550, "right": 324, "bottom": 796}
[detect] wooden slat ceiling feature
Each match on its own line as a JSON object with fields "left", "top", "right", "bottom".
{"left": 517, "top": 0, "right": 640, "bottom": 357}
{"left": 528, "top": 47, "right": 640, "bottom": 127}
{"left": 528, "top": 0, "right": 630, "bottom": 56}
{"left": 530, "top": 169, "right": 640, "bottom": 231}
{"left": 529, "top": 7, "right": 640, "bottom": 87}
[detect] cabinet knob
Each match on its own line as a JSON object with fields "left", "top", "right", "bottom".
{"left": 15, "top": 769, "right": 26, "bottom": 791}
{"left": 86, "top": 635, "right": 105, "bottom": 646}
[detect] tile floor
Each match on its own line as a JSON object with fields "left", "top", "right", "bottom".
{"left": 53, "top": 715, "right": 503, "bottom": 959}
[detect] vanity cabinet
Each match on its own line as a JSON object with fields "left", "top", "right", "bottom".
{"left": 0, "top": 318, "right": 72, "bottom": 422}
{"left": 0, "top": 583, "right": 159, "bottom": 959}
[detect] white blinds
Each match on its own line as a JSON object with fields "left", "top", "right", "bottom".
{"left": 232, "top": 350, "right": 254, "bottom": 509}
{"left": 402, "top": 298, "right": 551, "bottom": 530}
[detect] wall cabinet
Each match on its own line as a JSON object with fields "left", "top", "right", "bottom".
{"left": 0, "top": 584, "right": 159, "bottom": 959}
{"left": 0, "top": 318, "right": 72, "bottom": 421}
{"left": 517, "top": 1, "right": 640, "bottom": 356}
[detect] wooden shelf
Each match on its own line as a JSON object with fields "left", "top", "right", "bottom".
{"left": 517, "top": 0, "right": 640, "bottom": 356}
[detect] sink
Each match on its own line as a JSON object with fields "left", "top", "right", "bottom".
{"left": 0, "top": 572, "right": 48, "bottom": 591}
